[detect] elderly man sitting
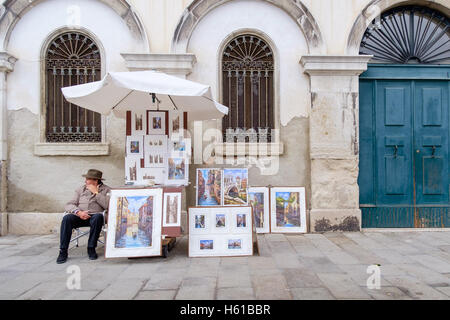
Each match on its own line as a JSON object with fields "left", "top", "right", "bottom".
{"left": 56, "top": 169, "right": 111, "bottom": 264}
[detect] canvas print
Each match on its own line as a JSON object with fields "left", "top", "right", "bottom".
{"left": 126, "top": 135, "right": 144, "bottom": 157}
{"left": 270, "top": 187, "right": 307, "bottom": 233}
{"left": 223, "top": 168, "right": 248, "bottom": 205}
{"left": 166, "top": 157, "right": 188, "bottom": 185}
{"left": 131, "top": 110, "right": 145, "bottom": 135}
{"left": 248, "top": 187, "right": 270, "bottom": 233}
{"left": 228, "top": 239, "right": 242, "bottom": 249}
{"left": 147, "top": 111, "right": 166, "bottom": 135}
{"left": 196, "top": 169, "right": 222, "bottom": 206}
{"left": 163, "top": 192, "right": 181, "bottom": 227}
{"left": 105, "top": 189, "right": 163, "bottom": 258}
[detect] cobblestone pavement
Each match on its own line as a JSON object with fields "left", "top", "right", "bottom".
{"left": 0, "top": 231, "right": 450, "bottom": 300}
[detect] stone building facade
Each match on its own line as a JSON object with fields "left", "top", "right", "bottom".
{"left": 0, "top": 0, "right": 448, "bottom": 235}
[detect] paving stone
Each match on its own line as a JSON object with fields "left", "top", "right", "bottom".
{"left": 409, "top": 255, "right": 450, "bottom": 274}
{"left": 369, "top": 249, "right": 414, "bottom": 264}
{"left": 397, "top": 263, "right": 450, "bottom": 287}
{"left": 290, "top": 287, "right": 335, "bottom": 300}
{"left": 54, "top": 290, "right": 100, "bottom": 300}
{"left": 264, "top": 234, "right": 288, "bottom": 242}
{"left": 117, "top": 263, "right": 159, "bottom": 280}
{"left": 175, "top": 285, "right": 215, "bottom": 300}
{"left": 94, "top": 279, "right": 146, "bottom": 300}
{"left": 134, "top": 290, "right": 176, "bottom": 300}
{"left": 337, "top": 264, "right": 392, "bottom": 287}
{"left": 435, "top": 286, "right": 450, "bottom": 297}
{"left": 16, "top": 280, "right": 66, "bottom": 300}
{"left": 365, "top": 233, "right": 421, "bottom": 255}
{"left": 248, "top": 256, "right": 277, "bottom": 270}
{"left": 383, "top": 275, "right": 449, "bottom": 300}
{"left": 220, "top": 257, "right": 248, "bottom": 266}
{"left": 298, "top": 256, "right": 345, "bottom": 274}
{"left": 217, "top": 287, "right": 255, "bottom": 300}
{"left": 345, "top": 232, "right": 388, "bottom": 250}
{"left": 0, "top": 272, "right": 54, "bottom": 299}
{"left": 304, "top": 234, "right": 342, "bottom": 252}
{"left": 251, "top": 274, "right": 292, "bottom": 300}
{"left": 316, "top": 273, "right": 372, "bottom": 299}
{"left": 282, "top": 268, "right": 324, "bottom": 288}
{"left": 272, "top": 253, "right": 303, "bottom": 269}
{"left": 143, "top": 270, "right": 185, "bottom": 290}
{"left": 363, "top": 286, "right": 412, "bottom": 300}
{"left": 181, "top": 276, "right": 217, "bottom": 288}
{"left": 322, "top": 250, "right": 360, "bottom": 265}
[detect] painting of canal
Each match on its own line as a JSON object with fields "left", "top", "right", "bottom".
{"left": 223, "top": 169, "right": 248, "bottom": 205}
{"left": 114, "top": 196, "right": 154, "bottom": 248}
{"left": 197, "top": 169, "right": 222, "bottom": 206}
{"left": 249, "top": 191, "right": 265, "bottom": 228}
{"left": 275, "top": 192, "right": 300, "bottom": 227}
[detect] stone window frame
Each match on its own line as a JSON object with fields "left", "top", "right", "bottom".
{"left": 215, "top": 29, "right": 283, "bottom": 157}
{"left": 35, "top": 27, "right": 109, "bottom": 156}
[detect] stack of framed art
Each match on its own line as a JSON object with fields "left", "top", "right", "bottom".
{"left": 125, "top": 110, "right": 190, "bottom": 186}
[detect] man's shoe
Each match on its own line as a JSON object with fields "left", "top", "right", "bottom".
{"left": 56, "top": 249, "right": 68, "bottom": 264}
{"left": 87, "top": 247, "right": 98, "bottom": 260}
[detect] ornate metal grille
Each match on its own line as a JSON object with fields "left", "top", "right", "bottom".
{"left": 45, "top": 32, "right": 102, "bottom": 142}
{"left": 360, "top": 6, "right": 450, "bottom": 64}
{"left": 222, "top": 34, "right": 274, "bottom": 142}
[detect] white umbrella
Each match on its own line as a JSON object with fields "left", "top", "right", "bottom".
{"left": 61, "top": 70, "right": 228, "bottom": 120}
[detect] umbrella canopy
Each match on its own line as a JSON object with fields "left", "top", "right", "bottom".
{"left": 61, "top": 70, "right": 228, "bottom": 120}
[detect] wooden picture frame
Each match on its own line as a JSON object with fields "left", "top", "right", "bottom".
{"left": 147, "top": 111, "right": 168, "bottom": 135}
{"left": 248, "top": 187, "right": 270, "bottom": 233}
{"left": 270, "top": 187, "right": 307, "bottom": 233}
{"left": 169, "top": 110, "right": 184, "bottom": 138}
{"left": 188, "top": 206, "right": 253, "bottom": 257}
{"left": 131, "top": 110, "right": 146, "bottom": 136}
{"left": 105, "top": 188, "right": 163, "bottom": 258}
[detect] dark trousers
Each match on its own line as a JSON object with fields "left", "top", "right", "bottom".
{"left": 60, "top": 213, "right": 104, "bottom": 250}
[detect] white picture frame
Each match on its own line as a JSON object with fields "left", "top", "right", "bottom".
{"left": 163, "top": 192, "right": 182, "bottom": 227}
{"left": 169, "top": 111, "right": 184, "bottom": 138}
{"left": 125, "top": 156, "right": 141, "bottom": 182}
{"left": 166, "top": 156, "right": 189, "bottom": 186}
{"left": 223, "top": 168, "right": 248, "bottom": 206}
{"left": 137, "top": 168, "right": 166, "bottom": 185}
{"left": 270, "top": 187, "right": 307, "bottom": 233}
{"left": 126, "top": 135, "right": 144, "bottom": 157}
{"left": 188, "top": 206, "right": 253, "bottom": 257}
{"left": 248, "top": 187, "right": 270, "bottom": 233}
{"left": 144, "top": 135, "right": 168, "bottom": 168}
{"left": 147, "top": 111, "right": 166, "bottom": 135}
{"left": 168, "top": 136, "right": 191, "bottom": 157}
{"left": 105, "top": 188, "right": 163, "bottom": 258}
{"left": 131, "top": 110, "right": 146, "bottom": 135}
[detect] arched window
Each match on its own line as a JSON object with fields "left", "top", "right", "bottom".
{"left": 45, "top": 32, "right": 102, "bottom": 142}
{"left": 222, "top": 34, "right": 274, "bottom": 142}
{"left": 360, "top": 6, "right": 450, "bottom": 64}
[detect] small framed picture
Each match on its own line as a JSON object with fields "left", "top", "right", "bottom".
{"left": 169, "top": 111, "right": 184, "bottom": 138}
{"left": 248, "top": 187, "right": 270, "bottom": 233}
{"left": 168, "top": 137, "right": 191, "bottom": 157}
{"left": 270, "top": 187, "right": 307, "bottom": 233}
{"left": 166, "top": 156, "right": 188, "bottom": 185}
{"left": 138, "top": 168, "right": 165, "bottom": 185}
{"left": 147, "top": 111, "right": 167, "bottom": 135}
{"left": 125, "top": 156, "right": 141, "bottom": 182}
{"left": 131, "top": 110, "right": 146, "bottom": 135}
{"left": 189, "top": 207, "right": 211, "bottom": 235}
{"left": 126, "top": 135, "right": 144, "bottom": 157}
{"left": 163, "top": 192, "right": 181, "bottom": 227}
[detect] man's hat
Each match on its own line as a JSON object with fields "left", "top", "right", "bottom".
{"left": 82, "top": 169, "right": 105, "bottom": 180}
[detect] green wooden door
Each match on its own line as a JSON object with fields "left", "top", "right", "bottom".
{"left": 359, "top": 65, "right": 450, "bottom": 228}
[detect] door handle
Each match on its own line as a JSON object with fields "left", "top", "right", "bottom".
{"left": 432, "top": 145, "right": 436, "bottom": 157}
{"left": 394, "top": 145, "right": 398, "bottom": 158}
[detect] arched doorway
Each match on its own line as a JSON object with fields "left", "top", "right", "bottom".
{"left": 358, "top": 5, "right": 450, "bottom": 228}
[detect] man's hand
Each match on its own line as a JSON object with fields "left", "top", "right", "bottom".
{"left": 77, "top": 210, "right": 91, "bottom": 220}
{"left": 86, "top": 184, "right": 99, "bottom": 195}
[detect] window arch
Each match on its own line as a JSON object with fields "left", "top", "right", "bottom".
{"left": 359, "top": 5, "right": 450, "bottom": 64}
{"left": 45, "top": 31, "right": 102, "bottom": 142}
{"left": 221, "top": 34, "right": 274, "bottom": 142}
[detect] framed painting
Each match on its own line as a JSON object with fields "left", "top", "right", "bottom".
{"left": 131, "top": 110, "right": 146, "bottom": 135}
{"left": 169, "top": 111, "right": 184, "bottom": 138}
{"left": 125, "top": 156, "right": 141, "bottom": 182}
{"left": 126, "top": 135, "right": 144, "bottom": 157}
{"left": 168, "top": 137, "right": 191, "bottom": 157}
{"left": 223, "top": 168, "right": 248, "bottom": 206}
{"left": 147, "top": 111, "right": 167, "bottom": 135}
{"left": 163, "top": 192, "right": 181, "bottom": 227}
{"left": 166, "top": 156, "right": 189, "bottom": 185}
{"left": 270, "top": 187, "right": 307, "bottom": 233}
{"left": 188, "top": 206, "right": 253, "bottom": 257}
{"left": 105, "top": 188, "right": 163, "bottom": 258}
{"left": 144, "top": 135, "right": 167, "bottom": 168}
{"left": 196, "top": 168, "right": 222, "bottom": 206}
{"left": 138, "top": 168, "right": 165, "bottom": 185}
{"left": 248, "top": 187, "right": 270, "bottom": 233}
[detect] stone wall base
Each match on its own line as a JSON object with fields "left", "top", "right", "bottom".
{"left": 310, "top": 209, "right": 361, "bottom": 233}
{"left": 0, "top": 212, "right": 7, "bottom": 236}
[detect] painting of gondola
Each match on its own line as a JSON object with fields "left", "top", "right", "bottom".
{"left": 223, "top": 168, "right": 248, "bottom": 206}
{"left": 106, "top": 188, "right": 163, "bottom": 258}
{"left": 270, "top": 187, "right": 306, "bottom": 233}
{"left": 196, "top": 169, "right": 222, "bottom": 206}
